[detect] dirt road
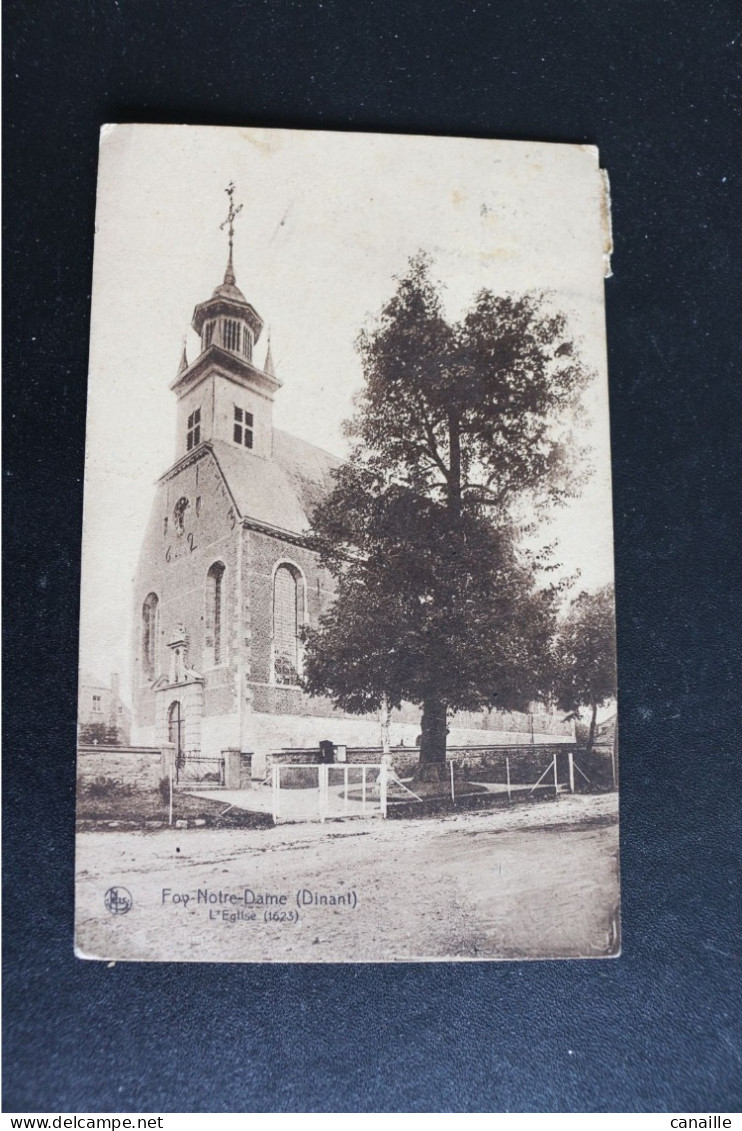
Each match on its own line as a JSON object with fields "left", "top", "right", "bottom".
{"left": 75, "top": 794, "right": 620, "bottom": 963}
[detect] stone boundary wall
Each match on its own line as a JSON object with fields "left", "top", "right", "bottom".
{"left": 577, "top": 744, "right": 617, "bottom": 790}
{"left": 448, "top": 744, "right": 572, "bottom": 783}
{"left": 391, "top": 744, "right": 579, "bottom": 780}
{"left": 264, "top": 750, "right": 318, "bottom": 776}
{"left": 265, "top": 743, "right": 581, "bottom": 782}
{"left": 77, "top": 745, "right": 166, "bottom": 790}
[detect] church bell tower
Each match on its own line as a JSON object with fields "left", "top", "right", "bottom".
{"left": 169, "top": 183, "right": 281, "bottom": 462}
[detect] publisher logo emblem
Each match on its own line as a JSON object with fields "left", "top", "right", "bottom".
{"left": 104, "top": 886, "right": 133, "bottom": 915}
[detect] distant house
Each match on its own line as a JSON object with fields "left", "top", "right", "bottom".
{"left": 595, "top": 711, "right": 617, "bottom": 746}
{"left": 78, "top": 672, "right": 132, "bottom": 746}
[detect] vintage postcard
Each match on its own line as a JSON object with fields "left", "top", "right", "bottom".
{"left": 75, "top": 124, "right": 619, "bottom": 962}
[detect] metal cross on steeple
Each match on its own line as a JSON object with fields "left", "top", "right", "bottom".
{"left": 220, "top": 181, "right": 243, "bottom": 285}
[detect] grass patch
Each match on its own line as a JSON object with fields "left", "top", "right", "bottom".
{"left": 76, "top": 786, "right": 271, "bottom": 829}
{"left": 343, "top": 779, "right": 490, "bottom": 804}
{"left": 396, "top": 779, "right": 490, "bottom": 800}
{"left": 385, "top": 788, "right": 562, "bottom": 820}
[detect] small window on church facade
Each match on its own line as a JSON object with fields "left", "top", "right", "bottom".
{"left": 173, "top": 496, "right": 189, "bottom": 535}
{"left": 187, "top": 407, "right": 201, "bottom": 451}
{"left": 273, "top": 564, "right": 304, "bottom": 686}
{"left": 224, "top": 319, "right": 241, "bottom": 352}
{"left": 204, "top": 322, "right": 214, "bottom": 348}
{"left": 205, "top": 562, "right": 226, "bottom": 666}
{"left": 92, "top": 694, "right": 102, "bottom": 713}
{"left": 141, "top": 593, "right": 159, "bottom": 681}
{"left": 233, "top": 406, "right": 254, "bottom": 449}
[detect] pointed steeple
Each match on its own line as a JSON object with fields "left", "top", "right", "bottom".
{"left": 177, "top": 336, "right": 189, "bottom": 374}
{"left": 188, "top": 185, "right": 265, "bottom": 363}
{"left": 224, "top": 243, "right": 236, "bottom": 287}
{"left": 264, "top": 330, "right": 276, "bottom": 377}
{"left": 220, "top": 181, "right": 242, "bottom": 289}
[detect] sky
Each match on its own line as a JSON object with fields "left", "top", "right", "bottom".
{"left": 80, "top": 124, "right": 615, "bottom": 704}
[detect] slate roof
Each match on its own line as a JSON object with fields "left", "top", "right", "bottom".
{"left": 211, "top": 428, "right": 341, "bottom": 536}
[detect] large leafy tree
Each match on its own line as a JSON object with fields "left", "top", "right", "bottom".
{"left": 552, "top": 584, "right": 617, "bottom": 753}
{"left": 303, "top": 255, "right": 593, "bottom": 774}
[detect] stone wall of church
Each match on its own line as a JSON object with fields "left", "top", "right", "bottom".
{"left": 201, "top": 712, "right": 241, "bottom": 759}
{"left": 246, "top": 529, "right": 426, "bottom": 728}
{"left": 132, "top": 448, "right": 244, "bottom": 755}
{"left": 246, "top": 528, "right": 334, "bottom": 686}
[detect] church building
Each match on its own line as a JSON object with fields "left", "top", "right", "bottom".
{"left": 132, "top": 199, "right": 572, "bottom": 776}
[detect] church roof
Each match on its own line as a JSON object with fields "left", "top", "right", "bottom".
{"left": 211, "top": 279, "right": 247, "bottom": 303}
{"left": 211, "top": 429, "right": 341, "bottom": 536}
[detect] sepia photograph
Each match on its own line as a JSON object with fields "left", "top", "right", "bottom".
{"left": 75, "top": 124, "right": 619, "bottom": 963}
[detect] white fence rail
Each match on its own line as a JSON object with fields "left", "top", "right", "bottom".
{"left": 271, "top": 762, "right": 388, "bottom": 825}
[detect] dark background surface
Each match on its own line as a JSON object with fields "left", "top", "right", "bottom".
{"left": 3, "top": 0, "right": 740, "bottom": 1114}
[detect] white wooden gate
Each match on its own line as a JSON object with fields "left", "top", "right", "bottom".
{"left": 271, "top": 762, "right": 388, "bottom": 825}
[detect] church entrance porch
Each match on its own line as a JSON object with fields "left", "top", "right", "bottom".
{"left": 165, "top": 698, "right": 225, "bottom": 786}
{"left": 156, "top": 676, "right": 209, "bottom": 783}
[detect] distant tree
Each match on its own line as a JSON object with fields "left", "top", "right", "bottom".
{"left": 79, "top": 721, "right": 121, "bottom": 746}
{"left": 303, "top": 255, "right": 593, "bottom": 776}
{"left": 552, "top": 584, "right": 617, "bottom": 753}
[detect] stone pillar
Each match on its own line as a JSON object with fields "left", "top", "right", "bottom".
{"left": 251, "top": 748, "right": 268, "bottom": 781}
{"left": 223, "top": 748, "right": 242, "bottom": 790}
{"left": 239, "top": 753, "right": 253, "bottom": 789}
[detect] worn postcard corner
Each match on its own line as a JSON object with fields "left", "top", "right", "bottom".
{"left": 76, "top": 125, "right": 619, "bottom": 963}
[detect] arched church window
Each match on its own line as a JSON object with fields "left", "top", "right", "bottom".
{"left": 204, "top": 322, "right": 214, "bottom": 348}
{"left": 173, "top": 496, "right": 189, "bottom": 535}
{"left": 273, "top": 564, "right": 304, "bottom": 685}
{"left": 242, "top": 329, "right": 252, "bottom": 360}
{"left": 141, "top": 593, "right": 159, "bottom": 681}
{"left": 206, "top": 562, "right": 226, "bottom": 665}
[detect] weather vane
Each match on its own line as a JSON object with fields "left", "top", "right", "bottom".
{"left": 220, "top": 181, "right": 243, "bottom": 259}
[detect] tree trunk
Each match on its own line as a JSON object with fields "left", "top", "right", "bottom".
{"left": 586, "top": 701, "right": 598, "bottom": 756}
{"left": 379, "top": 694, "right": 391, "bottom": 755}
{"left": 417, "top": 697, "right": 448, "bottom": 781}
{"left": 447, "top": 410, "right": 462, "bottom": 520}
